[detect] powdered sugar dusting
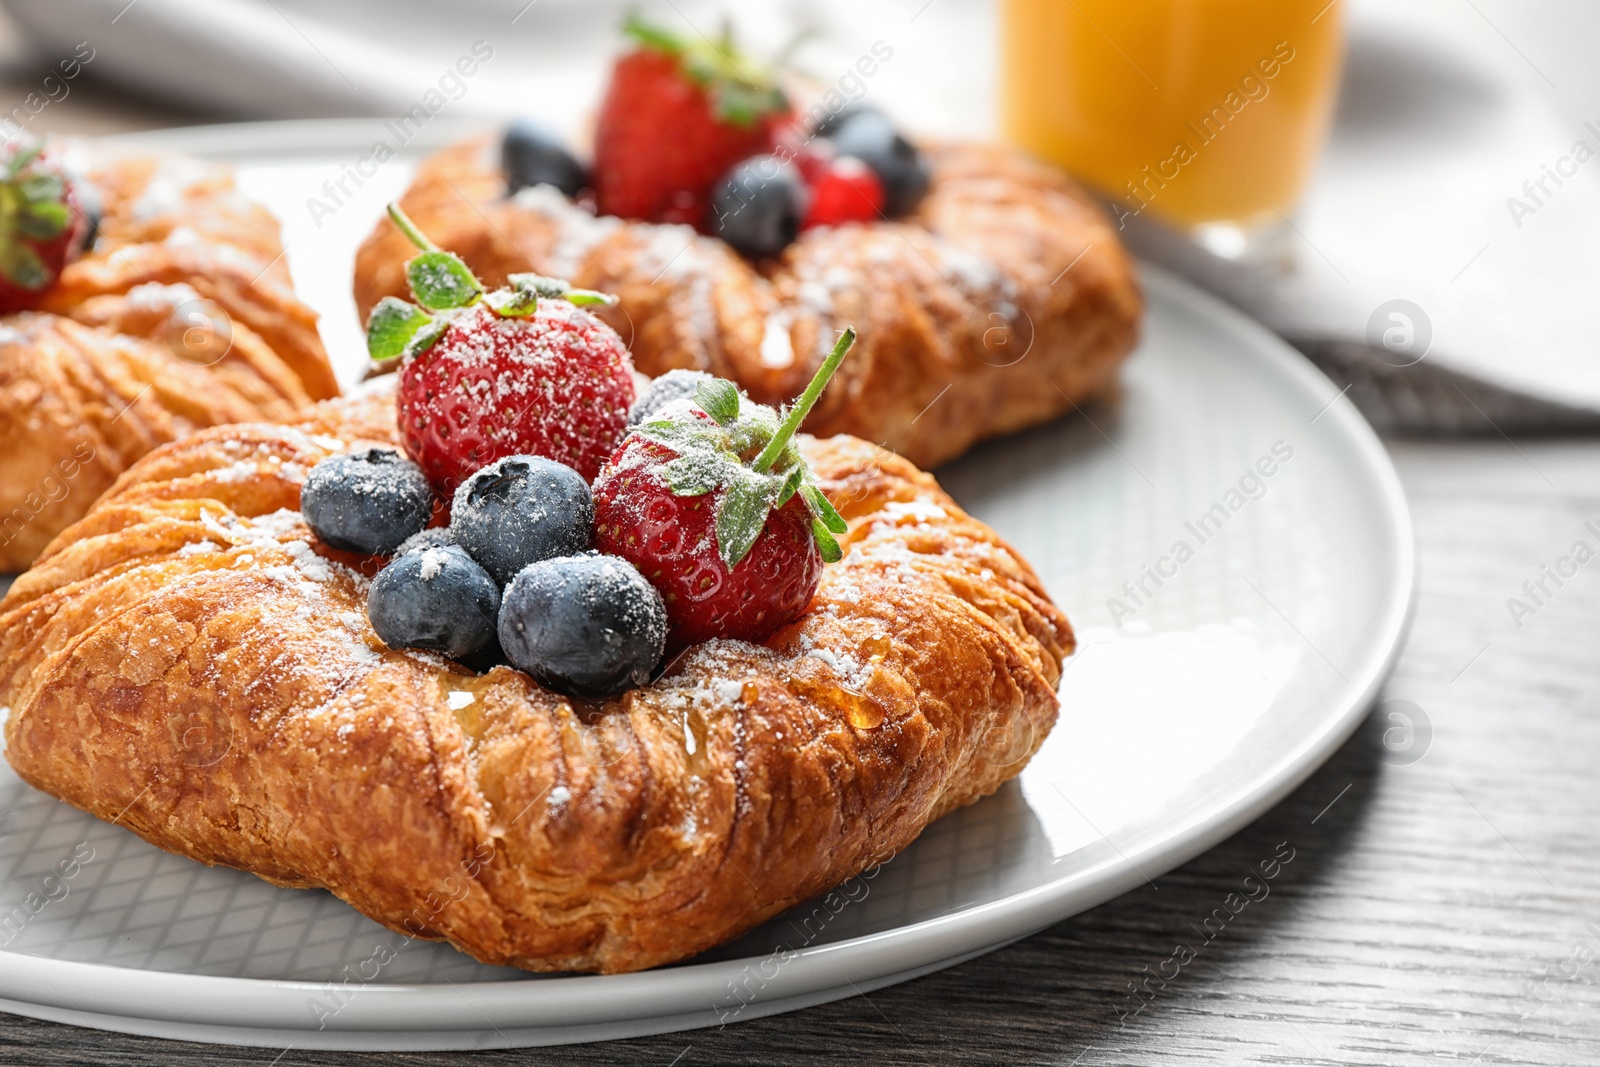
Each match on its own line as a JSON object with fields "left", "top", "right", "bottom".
{"left": 132, "top": 156, "right": 222, "bottom": 220}
{"left": 758, "top": 310, "right": 794, "bottom": 369}
{"left": 124, "top": 281, "right": 201, "bottom": 309}
{"left": 511, "top": 184, "right": 623, "bottom": 277}
{"left": 418, "top": 547, "right": 449, "bottom": 581}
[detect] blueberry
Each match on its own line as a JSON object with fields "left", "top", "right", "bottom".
{"left": 368, "top": 546, "right": 501, "bottom": 660}
{"left": 502, "top": 119, "right": 588, "bottom": 198}
{"left": 828, "top": 110, "right": 930, "bottom": 217}
{"left": 499, "top": 554, "right": 667, "bottom": 698}
{"left": 708, "top": 155, "right": 807, "bottom": 259}
{"left": 451, "top": 456, "right": 593, "bottom": 585}
{"left": 301, "top": 449, "right": 433, "bottom": 556}
{"left": 394, "top": 526, "right": 456, "bottom": 557}
{"left": 629, "top": 369, "right": 715, "bottom": 427}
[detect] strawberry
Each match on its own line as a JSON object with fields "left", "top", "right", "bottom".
{"left": 0, "top": 137, "right": 91, "bottom": 313}
{"left": 802, "top": 155, "right": 885, "bottom": 230}
{"left": 366, "top": 204, "right": 635, "bottom": 494}
{"left": 593, "top": 16, "right": 791, "bottom": 226}
{"left": 593, "top": 329, "right": 857, "bottom": 647}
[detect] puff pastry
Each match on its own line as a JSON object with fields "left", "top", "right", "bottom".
{"left": 0, "top": 143, "right": 336, "bottom": 572}
{"left": 354, "top": 134, "right": 1141, "bottom": 471}
{"left": 0, "top": 385, "right": 1071, "bottom": 973}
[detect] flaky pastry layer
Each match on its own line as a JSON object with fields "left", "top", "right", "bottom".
{"left": 0, "top": 143, "right": 336, "bottom": 571}
{"left": 0, "top": 387, "right": 1071, "bottom": 973}
{"left": 354, "top": 135, "right": 1140, "bottom": 471}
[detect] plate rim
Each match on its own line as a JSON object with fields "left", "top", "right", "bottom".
{"left": 0, "top": 119, "right": 1416, "bottom": 1044}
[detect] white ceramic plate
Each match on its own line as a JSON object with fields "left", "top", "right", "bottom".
{"left": 0, "top": 121, "right": 1413, "bottom": 1050}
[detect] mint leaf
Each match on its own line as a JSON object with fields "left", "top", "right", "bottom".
{"left": 365, "top": 297, "right": 435, "bottom": 361}
{"left": 715, "top": 473, "right": 778, "bottom": 569}
{"left": 695, "top": 379, "right": 741, "bottom": 425}
{"left": 407, "top": 251, "right": 482, "bottom": 310}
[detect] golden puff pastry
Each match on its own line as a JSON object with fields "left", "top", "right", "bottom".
{"left": 354, "top": 134, "right": 1141, "bottom": 471}
{"left": 0, "top": 385, "right": 1071, "bottom": 973}
{"left": 0, "top": 142, "right": 337, "bottom": 572}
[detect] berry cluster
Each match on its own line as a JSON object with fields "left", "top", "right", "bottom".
{"left": 499, "top": 17, "right": 931, "bottom": 260}
{"left": 304, "top": 444, "right": 667, "bottom": 695}
{"left": 302, "top": 207, "right": 857, "bottom": 699}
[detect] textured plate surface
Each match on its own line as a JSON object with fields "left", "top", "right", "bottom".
{"left": 0, "top": 120, "right": 1413, "bottom": 1050}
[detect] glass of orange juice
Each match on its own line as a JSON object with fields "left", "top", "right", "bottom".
{"left": 1000, "top": 0, "right": 1345, "bottom": 255}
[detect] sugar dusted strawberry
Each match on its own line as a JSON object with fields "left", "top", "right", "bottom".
{"left": 593, "top": 329, "right": 857, "bottom": 647}
{"left": 593, "top": 16, "right": 791, "bottom": 225}
{"left": 366, "top": 204, "right": 634, "bottom": 494}
{"left": 0, "top": 136, "right": 91, "bottom": 313}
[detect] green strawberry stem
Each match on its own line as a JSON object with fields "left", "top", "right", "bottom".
{"left": 751, "top": 327, "right": 855, "bottom": 474}
{"left": 621, "top": 13, "right": 788, "bottom": 127}
{"left": 624, "top": 13, "right": 683, "bottom": 52}
{"left": 388, "top": 203, "right": 440, "bottom": 253}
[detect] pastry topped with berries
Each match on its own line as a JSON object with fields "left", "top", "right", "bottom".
{"left": 355, "top": 17, "right": 1141, "bottom": 471}
{"left": 0, "top": 134, "right": 336, "bottom": 572}
{"left": 0, "top": 206, "right": 1072, "bottom": 974}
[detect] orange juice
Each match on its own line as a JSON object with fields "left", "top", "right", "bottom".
{"left": 1000, "top": 0, "right": 1345, "bottom": 230}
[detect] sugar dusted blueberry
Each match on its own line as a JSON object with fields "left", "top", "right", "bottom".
{"left": 301, "top": 448, "right": 433, "bottom": 556}
{"left": 498, "top": 553, "right": 667, "bottom": 698}
{"left": 451, "top": 455, "right": 594, "bottom": 585}
{"left": 368, "top": 545, "right": 500, "bottom": 660}
{"left": 394, "top": 526, "right": 456, "bottom": 557}
{"left": 628, "top": 369, "right": 716, "bottom": 427}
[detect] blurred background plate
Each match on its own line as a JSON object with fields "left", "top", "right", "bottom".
{"left": 0, "top": 121, "right": 1413, "bottom": 1050}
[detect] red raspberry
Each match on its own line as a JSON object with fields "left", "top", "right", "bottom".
{"left": 802, "top": 156, "right": 885, "bottom": 230}
{"left": 593, "top": 18, "right": 791, "bottom": 226}
{"left": 0, "top": 137, "right": 91, "bottom": 313}
{"left": 589, "top": 329, "right": 858, "bottom": 648}
{"left": 367, "top": 205, "right": 634, "bottom": 496}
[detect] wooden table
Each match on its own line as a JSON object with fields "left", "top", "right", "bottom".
{"left": 6, "top": 436, "right": 1599, "bottom": 1065}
